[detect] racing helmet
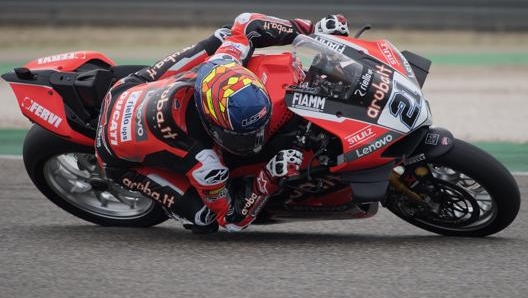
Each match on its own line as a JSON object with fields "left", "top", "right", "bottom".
{"left": 195, "top": 60, "right": 271, "bottom": 156}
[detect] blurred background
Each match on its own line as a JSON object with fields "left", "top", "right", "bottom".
{"left": 2, "top": 0, "right": 527, "bottom": 30}
{"left": 1, "top": 0, "right": 527, "bottom": 145}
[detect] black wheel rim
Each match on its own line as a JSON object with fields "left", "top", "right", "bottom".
{"left": 391, "top": 165, "right": 498, "bottom": 232}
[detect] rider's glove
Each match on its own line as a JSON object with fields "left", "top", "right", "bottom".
{"left": 222, "top": 149, "right": 303, "bottom": 232}
{"left": 257, "top": 149, "right": 304, "bottom": 195}
{"left": 266, "top": 149, "right": 303, "bottom": 181}
{"left": 315, "top": 14, "right": 349, "bottom": 36}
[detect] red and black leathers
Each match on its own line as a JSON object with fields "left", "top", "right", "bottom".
{"left": 135, "top": 13, "right": 314, "bottom": 82}
{"left": 95, "top": 13, "right": 317, "bottom": 230}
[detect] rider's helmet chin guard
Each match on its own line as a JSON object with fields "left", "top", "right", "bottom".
{"left": 195, "top": 60, "right": 272, "bottom": 156}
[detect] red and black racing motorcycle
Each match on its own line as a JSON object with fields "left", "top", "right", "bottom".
{"left": 1, "top": 29, "right": 520, "bottom": 236}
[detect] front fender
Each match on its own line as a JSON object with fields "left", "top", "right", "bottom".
{"left": 407, "top": 127, "right": 454, "bottom": 163}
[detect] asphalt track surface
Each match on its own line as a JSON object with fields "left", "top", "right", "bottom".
{"left": 1, "top": 29, "right": 527, "bottom": 297}
{"left": 1, "top": 156, "right": 527, "bottom": 298}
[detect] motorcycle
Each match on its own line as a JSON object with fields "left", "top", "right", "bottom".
{"left": 1, "top": 28, "right": 520, "bottom": 236}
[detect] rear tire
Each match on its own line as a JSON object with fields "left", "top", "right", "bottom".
{"left": 387, "top": 139, "right": 520, "bottom": 237}
{"left": 23, "top": 125, "right": 168, "bottom": 227}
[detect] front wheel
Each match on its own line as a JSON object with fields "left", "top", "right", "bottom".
{"left": 386, "top": 139, "right": 520, "bottom": 237}
{"left": 23, "top": 125, "right": 169, "bottom": 227}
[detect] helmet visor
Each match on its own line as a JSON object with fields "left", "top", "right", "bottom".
{"left": 210, "top": 124, "right": 266, "bottom": 156}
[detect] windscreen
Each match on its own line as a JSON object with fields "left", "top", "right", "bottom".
{"left": 292, "top": 35, "right": 364, "bottom": 93}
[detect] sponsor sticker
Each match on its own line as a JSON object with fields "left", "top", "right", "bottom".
{"left": 340, "top": 131, "right": 400, "bottom": 162}
{"left": 378, "top": 41, "right": 399, "bottom": 66}
{"left": 404, "top": 153, "right": 427, "bottom": 166}
{"left": 242, "top": 106, "right": 267, "bottom": 127}
{"left": 314, "top": 35, "right": 346, "bottom": 53}
{"left": 367, "top": 64, "right": 393, "bottom": 119}
{"left": 120, "top": 90, "right": 142, "bottom": 142}
{"left": 146, "top": 45, "right": 194, "bottom": 80}
{"left": 109, "top": 91, "right": 127, "bottom": 146}
{"left": 353, "top": 68, "right": 374, "bottom": 98}
{"left": 37, "top": 52, "right": 86, "bottom": 64}
{"left": 155, "top": 83, "right": 179, "bottom": 139}
{"left": 263, "top": 22, "right": 294, "bottom": 34}
{"left": 135, "top": 100, "right": 147, "bottom": 141}
{"left": 241, "top": 193, "right": 259, "bottom": 216}
{"left": 441, "top": 137, "right": 452, "bottom": 146}
{"left": 354, "top": 132, "right": 394, "bottom": 158}
{"left": 21, "top": 97, "right": 63, "bottom": 128}
{"left": 291, "top": 92, "right": 326, "bottom": 112}
{"left": 344, "top": 126, "right": 376, "bottom": 148}
{"left": 425, "top": 133, "right": 440, "bottom": 145}
{"left": 122, "top": 177, "right": 175, "bottom": 208}
{"left": 135, "top": 90, "right": 156, "bottom": 141}
{"left": 402, "top": 58, "right": 415, "bottom": 79}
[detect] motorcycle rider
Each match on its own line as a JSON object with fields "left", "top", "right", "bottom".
{"left": 95, "top": 13, "right": 350, "bottom": 233}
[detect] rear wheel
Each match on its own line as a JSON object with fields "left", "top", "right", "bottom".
{"left": 23, "top": 125, "right": 168, "bottom": 227}
{"left": 386, "top": 139, "right": 520, "bottom": 237}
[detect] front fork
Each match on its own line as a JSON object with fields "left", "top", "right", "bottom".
{"left": 389, "top": 166, "right": 426, "bottom": 203}
{"left": 390, "top": 163, "right": 442, "bottom": 212}
{"left": 388, "top": 127, "right": 455, "bottom": 208}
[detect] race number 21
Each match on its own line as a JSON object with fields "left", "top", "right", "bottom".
{"left": 389, "top": 80, "right": 421, "bottom": 129}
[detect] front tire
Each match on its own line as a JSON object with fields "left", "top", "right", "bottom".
{"left": 387, "top": 139, "right": 520, "bottom": 237}
{"left": 23, "top": 125, "right": 169, "bottom": 227}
